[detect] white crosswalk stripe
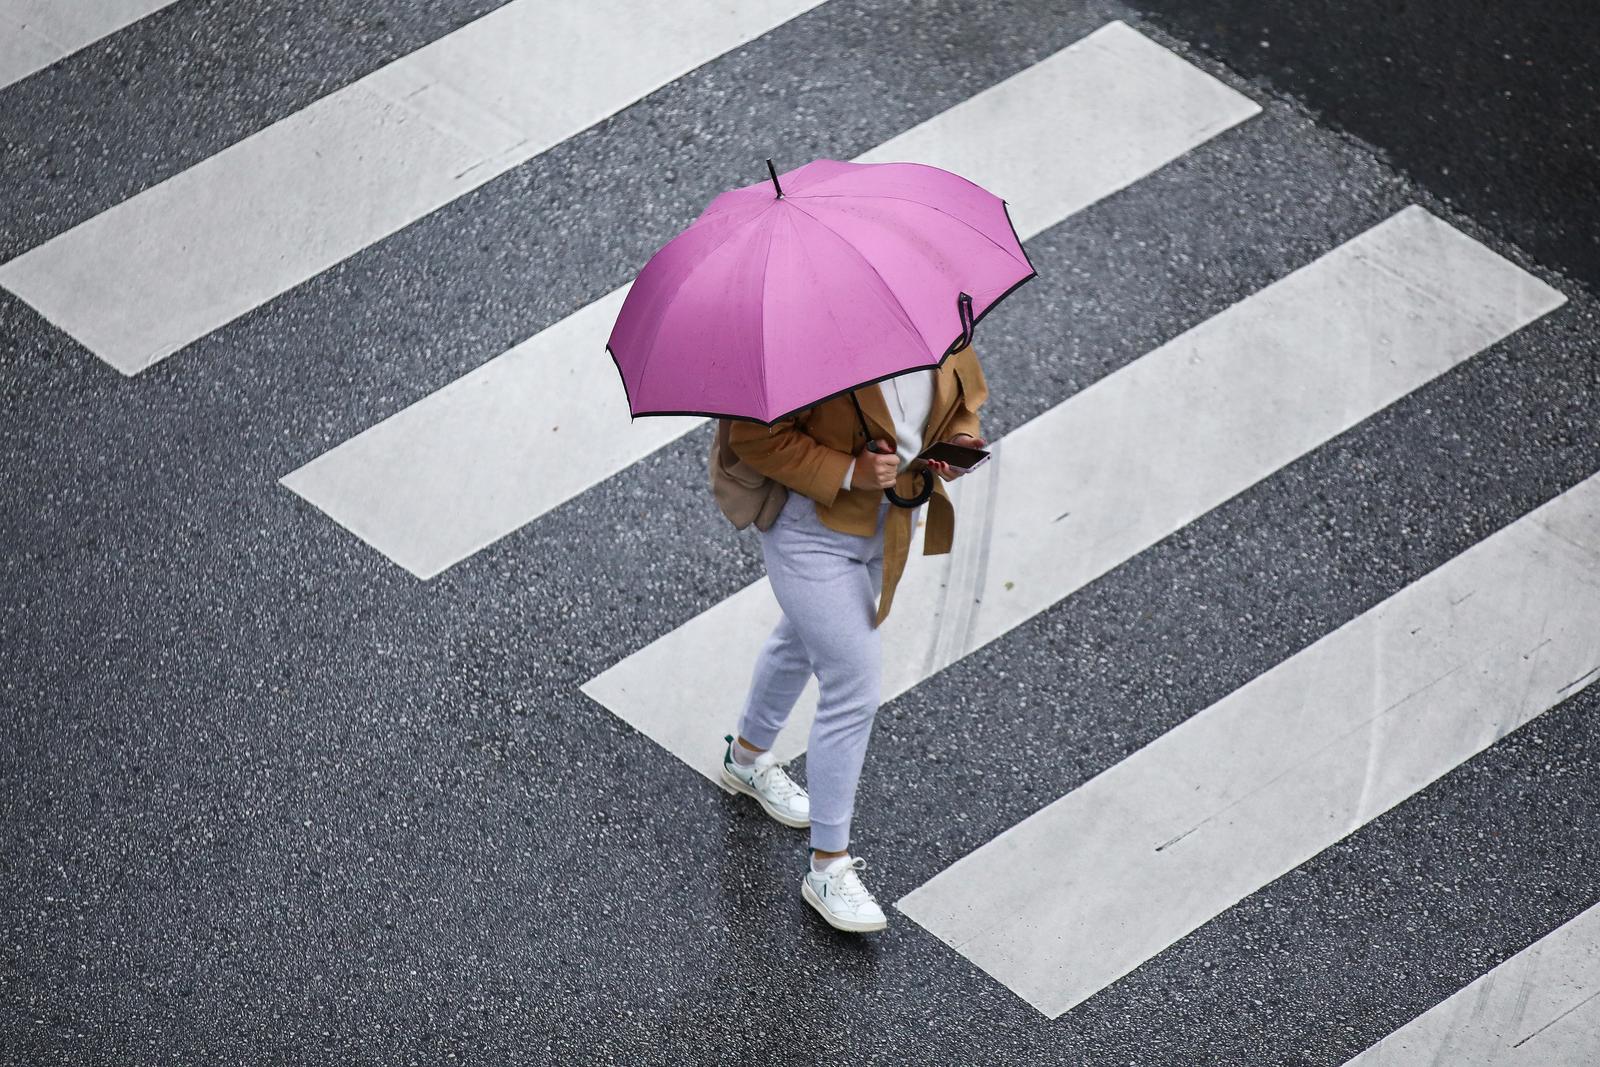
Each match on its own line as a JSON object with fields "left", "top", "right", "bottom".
{"left": 581, "top": 205, "right": 1565, "bottom": 792}
{"left": 278, "top": 20, "right": 1261, "bottom": 579}
{"left": 0, "top": 0, "right": 180, "bottom": 89}
{"left": 897, "top": 467, "right": 1600, "bottom": 1018}
{"left": 0, "top": 0, "right": 824, "bottom": 374}
{"left": 1341, "top": 901, "right": 1600, "bottom": 1064}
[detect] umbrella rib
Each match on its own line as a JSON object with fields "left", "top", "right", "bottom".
{"left": 783, "top": 201, "right": 929, "bottom": 358}
{"left": 797, "top": 191, "right": 1032, "bottom": 271}
{"left": 756, "top": 213, "right": 783, "bottom": 419}
{"left": 797, "top": 219, "right": 882, "bottom": 421}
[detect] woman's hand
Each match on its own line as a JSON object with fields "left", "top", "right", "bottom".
{"left": 854, "top": 438, "right": 899, "bottom": 490}
{"left": 925, "top": 433, "right": 987, "bottom": 481}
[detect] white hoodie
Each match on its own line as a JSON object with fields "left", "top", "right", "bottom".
{"left": 839, "top": 368, "right": 935, "bottom": 489}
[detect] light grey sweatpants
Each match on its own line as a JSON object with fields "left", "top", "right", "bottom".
{"left": 735, "top": 489, "right": 893, "bottom": 853}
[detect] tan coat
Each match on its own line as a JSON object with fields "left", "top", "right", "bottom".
{"left": 728, "top": 343, "right": 989, "bottom": 627}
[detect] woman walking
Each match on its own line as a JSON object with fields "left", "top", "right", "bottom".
{"left": 602, "top": 156, "right": 1030, "bottom": 932}
{"left": 718, "top": 344, "right": 989, "bottom": 933}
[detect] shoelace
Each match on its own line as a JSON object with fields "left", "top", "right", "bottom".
{"left": 823, "top": 857, "right": 876, "bottom": 906}
{"left": 751, "top": 758, "right": 804, "bottom": 804}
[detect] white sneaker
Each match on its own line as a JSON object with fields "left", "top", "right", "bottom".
{"left": 720, "top": 734, "right": 810, "bottom": 828}
{"left": 802, "top": 855, "right": 888, "bottom": 933}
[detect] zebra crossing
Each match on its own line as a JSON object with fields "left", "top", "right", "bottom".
{"left": 899, "top": 468, "right": 1600, "bottom": 1019}
{"left": 3, "top": 2, "right": 1598, "bottom": 1061}
{"left": 277, "top": 20, "right": 1259, "bottom": 578}
{"left": 0, "top": 1, "right": 181, "bottom": 88}
{"left": 1342, "top": 900, "right": 1600, "bottom": 1064}
{"left": 583, "top": 204, "right": 1565, "bottom": 789}
{"left": 0, "top": 0, "right": 823, "bottom": 374}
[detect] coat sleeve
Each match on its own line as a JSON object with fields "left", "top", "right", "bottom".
{"left": 945, "top": 347, "right": 989, "bottom": 441}
{"left": 728, "top": 412, "right": 855, "bottom": 509}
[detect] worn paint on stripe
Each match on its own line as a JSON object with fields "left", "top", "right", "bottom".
{"left": 0, "top": 0, "right": 825, "bottom": 374}
{"left": 582, "top": 206, "right": 1565, "bottom": 795}
{"left": 0, "top": 0, "right": 179, "bottom": 88}
{"left": 281, "top": 20, "right": 1261, "bottom": 579}
{"left": 897, "top": 469, "right": 1600, "bottom": 1019}
{"left": 1341, "top": 902, "right": 1600, "bottom": 1065}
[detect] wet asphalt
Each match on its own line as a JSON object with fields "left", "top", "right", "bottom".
{"left": 2, "top": 1, "right": 1598, "bottom": 1063}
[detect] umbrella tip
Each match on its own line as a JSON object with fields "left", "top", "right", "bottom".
{"left": 765, "top": 158, "right": 783, "bottom": 199}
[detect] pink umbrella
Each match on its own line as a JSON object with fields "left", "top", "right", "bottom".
{"left": 606, "top": 157, "right": 1035, "bottom": 426}
{"left": 604, "top": 157, "right": 1030, "bottom": 508}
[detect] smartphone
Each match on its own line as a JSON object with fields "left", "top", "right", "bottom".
{"left": 916, "top": 439, "right": 990, "bottom": 470}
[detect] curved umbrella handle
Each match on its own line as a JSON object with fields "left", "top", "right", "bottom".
{"left": 866, "top": 440, "right": 936, "bottom": 508}
{"left": 884, "top": 469, "right": 935, "bottom": 508}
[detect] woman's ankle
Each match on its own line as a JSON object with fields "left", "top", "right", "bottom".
{"left": 731, "top": 735, "right": 765, "bottom": 766}
{"left": 810, "top": 847, "right": 849, "bottom": 872}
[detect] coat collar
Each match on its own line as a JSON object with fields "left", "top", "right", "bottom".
{"left": 853, "top": 360, "right": 957, "bottom": 444}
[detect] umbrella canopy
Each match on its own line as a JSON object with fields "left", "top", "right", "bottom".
{"left": 607, "top": 158, "right": 1036, "bottom": 424}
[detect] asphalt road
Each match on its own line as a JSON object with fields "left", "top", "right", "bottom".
{"left": 1138, "top": 0, "right": 1600, "bottom": 295}
{"left": 2, "top": 1, "right": 1597, "bottom": 1064}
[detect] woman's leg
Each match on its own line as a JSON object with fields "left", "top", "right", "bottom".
{"left": 761, "top": 511, "right": 886, "bottom": 855}
{"left": 734, "top": 609, "right": 813, "bottom": 751}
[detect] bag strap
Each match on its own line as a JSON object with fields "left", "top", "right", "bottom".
{"left": 848, "top": 390, "right": 873, "bottom": 442}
